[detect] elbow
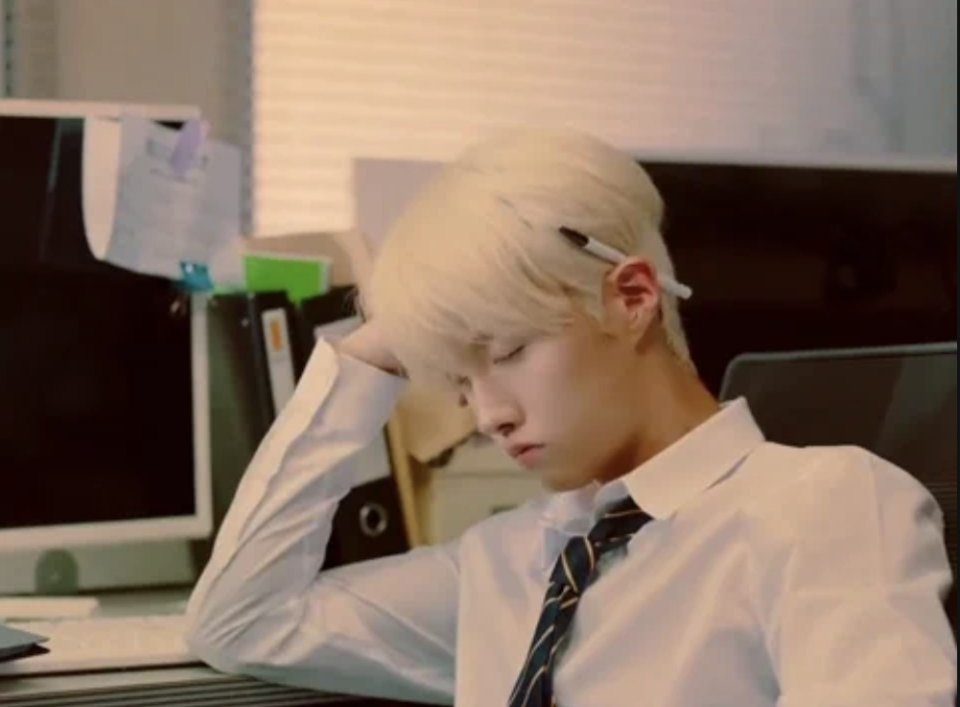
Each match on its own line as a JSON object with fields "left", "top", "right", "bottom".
{"left": 184, "top": 609, "right": 242, "bottom": 675}
{"left": 185, "top": 616, "right": 278, "bottom": 677}
{"left": 186, "top": 628, "right": 241, "bottom": 675}
{"left": 183, "top": 595, "right": 305, "bottom": 677}
{"left": 182, "top": 594, "right": 256, "bottom": 675}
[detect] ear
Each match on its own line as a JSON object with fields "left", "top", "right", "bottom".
{"left": 601, "top": 257, "right": 661, "bottom": 340}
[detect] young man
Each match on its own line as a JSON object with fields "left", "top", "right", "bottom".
{"left": 185, "top": 129, "right": 956, "bottom": 706}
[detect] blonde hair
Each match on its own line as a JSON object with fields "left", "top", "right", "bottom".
{"left": 364, "top": 128, "right": 692, "bottom": 386}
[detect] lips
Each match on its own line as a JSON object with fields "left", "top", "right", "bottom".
{"left": 507, "top": 444, "right": 544, "bottom": 462}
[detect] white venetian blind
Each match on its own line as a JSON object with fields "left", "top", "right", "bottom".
{"left": 251, "top": 0, "right": 952, "bottom": 236}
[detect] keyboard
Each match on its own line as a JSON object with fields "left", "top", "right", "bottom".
{"left": 0, "top": 613, "right": 200, "bottom": 676}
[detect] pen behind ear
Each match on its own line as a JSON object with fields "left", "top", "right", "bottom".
{"left": 558, "top": 227, "right": 693, "bottom": 300}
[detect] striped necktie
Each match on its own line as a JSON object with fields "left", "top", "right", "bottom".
{"left": 507, "top": 496, "right": 653, "bottom": 707}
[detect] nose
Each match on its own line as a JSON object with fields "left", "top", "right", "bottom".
{"left": 472, "top": 378, "right": 522, "bottom": 440}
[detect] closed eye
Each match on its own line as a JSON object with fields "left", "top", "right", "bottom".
{"left": 493, "top": 345, "right": 525, "bottom": 365}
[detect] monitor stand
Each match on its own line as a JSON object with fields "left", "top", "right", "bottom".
{"left": 0, "top": 542, "right": 196, "bottom": 596}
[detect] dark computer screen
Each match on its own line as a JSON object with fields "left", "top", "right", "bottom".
{"left": 0, "top": 116, "right": 197, "bottom": 530}
{"left": 642, "top": 159, "right": 956, "bottom": 395}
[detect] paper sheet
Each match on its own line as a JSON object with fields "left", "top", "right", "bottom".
{"left": 82, "top": 115, "right": 244, "bottom": 286}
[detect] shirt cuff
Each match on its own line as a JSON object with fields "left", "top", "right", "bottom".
{"left": 295, "top": 337, "right": 408, "bottom": 444}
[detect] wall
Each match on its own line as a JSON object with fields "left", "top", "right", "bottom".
{"left": 7, "top": 0, "right": 249, "bottom": 147}
{"left": 855, "top": 0, "right": 957, "bottom": 154}
{"left": 5, "top": 0, "right": 58, "bottom": 98}
{"left": 0, "top": 2, "right": 6, "bottom": 95}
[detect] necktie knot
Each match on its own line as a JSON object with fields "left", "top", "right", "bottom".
{"left": 549, "top": 496, "right": 652, "bottom": 596}
{"left": 589, "top": 496, "right": 653, "bottom": 546}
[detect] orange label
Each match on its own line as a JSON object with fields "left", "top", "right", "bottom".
{"left": 269, "top": 319, "right": 284, "bottom": 351}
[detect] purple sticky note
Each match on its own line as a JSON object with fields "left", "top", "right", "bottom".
{"left": 170, "top": 118, "right": 209, "bottom": 177}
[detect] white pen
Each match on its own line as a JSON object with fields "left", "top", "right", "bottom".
{"left": 559, "top": 227, "right": 693, "bottom": 300}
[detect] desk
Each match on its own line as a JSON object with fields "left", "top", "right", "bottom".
{"left": 0, "top": 666, "right": 428, "bottom": 706}
{"left": 0, "top": 590, "right": 429, "bottom": 706}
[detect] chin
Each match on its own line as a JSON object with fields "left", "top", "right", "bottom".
{"left": 540, "top": 467, "right": 594, "bottom": 493}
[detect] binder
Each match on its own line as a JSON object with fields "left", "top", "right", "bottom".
{"left": 298, "top": 284, "right": 361, "bottom": 347}
{"left": 208, "top": 290, "right": 304, "bottom": 447}
{"left": 197, "top": 285, "right": 409, "bottom": 572}
{"left": 194, "top": 290, "right": 305, "bottom": 569}
{"left": 298, "top": 286, "right": 411, "bottom": 568}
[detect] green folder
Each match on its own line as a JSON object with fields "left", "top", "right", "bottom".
{"left": 242, "top": 252, "right": 332, "bottom": 305}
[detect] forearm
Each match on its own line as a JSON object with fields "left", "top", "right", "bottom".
{"left": 185, "top": 340, "right": 406, "bottom": 650}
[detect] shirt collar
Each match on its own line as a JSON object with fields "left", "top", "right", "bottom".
{"left": 536, "top": 397, "right": 765, "bottom": 573}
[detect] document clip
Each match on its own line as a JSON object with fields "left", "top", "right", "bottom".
{"left": 179, "top": 261, "right": 213, "bottom": 292}
{"left": 170, "top": 118, "right": 209, "bottom": 178}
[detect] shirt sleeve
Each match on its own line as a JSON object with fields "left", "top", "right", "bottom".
{"left": 748, "top": 446, "right": 956, "bottom": 707}
{"left": 185, "top": 339, "right": 460, "bottom": 705}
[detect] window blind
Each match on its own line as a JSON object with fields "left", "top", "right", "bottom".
{"left": 250, "top": 0, "right": 921, "bottom": 236}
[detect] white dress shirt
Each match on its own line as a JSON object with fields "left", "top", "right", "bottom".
{"left": 185, "top": 340, "right": 957, "bottom": 706}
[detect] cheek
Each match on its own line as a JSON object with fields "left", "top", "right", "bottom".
{"left": 517, "top": 336, "right": 630, "bottom": 432}
{"left": 573, "top": 347, "right": 632, "bottom": 406}
{"left": 535, "top": 370, "right": 619, "bottom": 441}
{"left": 564, "top": 355, "right": 636, "bottom": 449}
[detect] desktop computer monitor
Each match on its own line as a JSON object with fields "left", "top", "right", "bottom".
{"left": 0, "top": 101, "right": 212, "bottom": 595}
{"left": 720, "top": 342, "right": 957, "bottom": 632}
